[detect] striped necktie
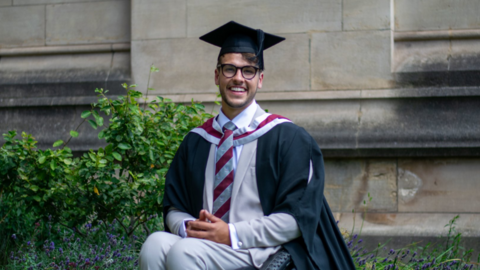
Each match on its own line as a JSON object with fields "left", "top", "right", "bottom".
{"left": 212, "top": 121, "right": 237, "bottom": 222}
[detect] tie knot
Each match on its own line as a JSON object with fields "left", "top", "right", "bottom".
{"left": 223, "top": 121, "right": 236, "bottom": 131}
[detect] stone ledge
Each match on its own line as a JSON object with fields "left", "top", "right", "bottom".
{"left": 0, "top": 43, "right": 130, "bottom": 56}
{"left": 395, "top": 29, "right": 480, "bottom": 41}
{"left": 336, "top": 213, "right": 480, "bottom": 238}
{"left": 2, "top": 86, "right": 480, "bottom": 107}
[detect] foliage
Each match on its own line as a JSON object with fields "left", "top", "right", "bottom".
{"left": 345, "top": 215, "right": 480, "bottom": 270}
{"left": 0, "top": 65, "right": 213, "bottom": 265}
{"left": 4, "top": 218, "right": 148, "bottom": 269}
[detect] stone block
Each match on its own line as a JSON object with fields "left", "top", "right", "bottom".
{"left": 393, "top": 40, "right": 450, "bottom": 73}
{"left": 261, "top": 33, "right": 310, "bottom": 92}
{"left": 311, "top": 30, "right": 393, "bottom": 90}
{"left": 398, "top": 159, "right": 480, "bottom": 213}
{"left": 323, "top": 159, "right": 397, "bottom": 212}
{"left": 449, "top": 39, "right": 480, "bottom": 71}
{"left": 343, "top": 0, "right": 391, "bottom": 30}
{"left": 0, "top": 52, "right": 128, "bottom": 84}
{"left": 14, "top": 0, "right": 121, "bottom": 4}
{"left": 258, "top": 99, "right": 360, "bottom": 150}
{"left": 0, "top": 105, "right": 104, "bottom": 152}
{"left": 186, "top": 0, "right": 341, "bottom": 37}
{"left": 132, "top": 0, "right": 186, "bottom": 40}
{"left": 131, "top": 38, "right": 218, "bottom": 95}
{"left": 337, "top": 213, "right": 480, "bottom": 237}
{"left": 395, "top": 0, "right": 480, "bottom": 31}
{"left": 46, "top": 0, "right": 130, "bottom": 45}
{"left": 0, "top": 0, "right": 11, "bottom": 6}
{"left": 0, "top": 5, "right": 45, "bottom": 47}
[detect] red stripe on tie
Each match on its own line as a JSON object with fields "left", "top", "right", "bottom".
{"left": 213, "top": 198, "right": 231, "bottom": 219}
{"left": 215, "top": 147, "right": 233, "bottom": 174}
{"left": 218, "top": 129, "right": 233, "bottom": 146}
{"left": 213, "top": 170, "right": 234, "bottom": 200}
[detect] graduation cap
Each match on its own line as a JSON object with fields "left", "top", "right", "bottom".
{"left": 199, "top": 21, "right": 285, "bottom": 70}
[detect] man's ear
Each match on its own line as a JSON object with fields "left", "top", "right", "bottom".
{"left": 215, "top": 68, "right": 220, "bottom": 86}
{"left": 257, "top": 72, "right": 264, "bottom": 89}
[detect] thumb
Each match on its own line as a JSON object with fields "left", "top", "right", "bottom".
{"left": 204, "top": 210, "right": 222, "bottom": 223}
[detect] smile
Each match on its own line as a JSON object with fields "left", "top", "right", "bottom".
{"left": 230, "top": 87, "right": 246, "bottom": 92}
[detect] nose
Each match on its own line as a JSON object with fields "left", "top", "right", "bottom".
{"left": 232, "top": 68, "right": 244, "bottom": 82}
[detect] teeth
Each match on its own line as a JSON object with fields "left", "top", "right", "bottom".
{"left": 230, "top": 87, "right": 245, "bottom": 92}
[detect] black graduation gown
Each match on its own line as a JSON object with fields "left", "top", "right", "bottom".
{"left": 163, "top": 122, "right": 355, "bottom": 270}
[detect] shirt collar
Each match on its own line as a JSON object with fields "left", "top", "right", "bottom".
{"left": 218, "top": 101, "right": 258, "bottom": 130}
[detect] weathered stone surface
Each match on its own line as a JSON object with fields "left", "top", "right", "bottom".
{"left": 324, "top": 159, "right": 397, "bottom": 212}
{"left": 0, "top": 0, "right": 11, "bottom": 6}
{"left": 258, "top": 99, "right": 360, "bottom": 150}
{"left": 14, "top": 0, "right": 121, "bottom": 4}
{"left": 337, "top": 213, "right": 480, "bottom": 237}
{"left": 46, "top": 0, "right": 130, "bottom": 45}
{"left": 393, "top": 40, "right": 451, "bottom": 73}
{"left": 0, "top": 52, "right": 128, "bottom": 84}
{"left": 255, "top": 96, "right": 480, "bottom": 157}
{"left": 132, "top": 0, "right": 186, "bottom": 40}
{"left": 0, "top": 5, "right": 45, "bottom": 47}
{"left": 0, "top": 105, "right": 104, "bottom": 151}
{"left": 186, "top": 0, "right": 341, "bottom": 37}
{"left": 311, "top": 30, "right": 393, "bottom": 90}
{"left": 394, "top": 39, "right": 480, "bottom": 74}
{"left": 343, "top": 0, "right": 391, "bottom": 30}
{"left": 450, "top": 39, "right": 480, "bottom": 71}
{"left": 131, "top": 38, "right": 218, "bottom": 95}
{"left": 261, "top": 33, "right": 310, "bottom": 92}
{"left": 395, "top": 0, "right": 480, "bottom": 31}
{"left": 398, "top": 159, "right": 480, "bottom": 213}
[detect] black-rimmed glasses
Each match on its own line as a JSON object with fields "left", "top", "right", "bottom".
{"left": 217, "top": 64, "right": 260, "bottom": 80}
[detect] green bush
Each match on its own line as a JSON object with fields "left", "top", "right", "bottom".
{"left": 0, "top": 66, "right": 213, "bottom": 265}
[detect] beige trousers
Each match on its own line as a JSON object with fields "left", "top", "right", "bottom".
{"left": 139, "top": 232, "right": 254, "bottom": 270}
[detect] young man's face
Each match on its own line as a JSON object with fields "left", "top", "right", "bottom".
{"left": 215, "top": 53, "right": 263, "bottom": 116}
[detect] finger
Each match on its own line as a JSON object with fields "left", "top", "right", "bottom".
{"left": 204, "top": 210, "right": 222, "bottom": 223}
{"left": 186, "top": 229, "right": 208, "bottom": 239}
{"left": 189, "top": 220, "right": 213, "bottom": 231}
{"left": 199, "top": 210, "right": 207, "bottom": 221}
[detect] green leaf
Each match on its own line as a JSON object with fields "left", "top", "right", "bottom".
{"left": 98, "top": 130, "right": 105, "bottom": 139}
{"left": 33, "top": 196, "right": 41, "bottom": 202}
{"left": 99, "top": 159, "right": 107, "bottom": 164}
{"left": 149, "top": 149, "right": 154, "bottom": 161}
{"left": 30, "top": 185, "right": 39, "bottom": 192}
{"left": 63, "top": 158, "right": 72, "bottom": 165}
{"left": 50, "top": 159, "right": 56, "bottom": 170}
{"left": 112, "top": 152, "right": 122, "bottom": 161}
{"left": 118, "top": 143, "right": 131, "bottom": 150}
{"left": 38, "top": 156, "right": 46, "bottom": 164}
{"left": 88, "top": 119, "right": 98, "bottom": 129}
{"left": 70, "top": 130, "right": 79, "bottom": 138}
{"left": 53, "top": 140, "right": 63, "bottom": 147}
{"left": 81, "top": 111, "right": 92, "bottom": 119}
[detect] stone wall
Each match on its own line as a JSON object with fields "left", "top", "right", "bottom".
{"left": 2, "top": 0, "right": 480, "bottom": 247}
{"left": 0, "top": 0, "right": 131, "bottom": 149}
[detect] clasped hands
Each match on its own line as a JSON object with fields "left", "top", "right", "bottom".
{"left": 185, "top": 209, "right": 231, "bottom": 246}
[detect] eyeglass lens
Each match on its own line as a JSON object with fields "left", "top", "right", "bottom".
{"left": 222, "top": 65, "right": 257, "bottom": 79}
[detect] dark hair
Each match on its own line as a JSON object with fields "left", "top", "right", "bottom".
{"left": 217, "top": 52, "right": 262, "bottom": 70}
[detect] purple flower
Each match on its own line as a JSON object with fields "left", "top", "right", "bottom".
{"left": 11, "top": 234, "right": 16, "bottom": 240}
{"left": 389, "top": 249, "right": 395, "bottom": 255}
{"left": 27, "top": 241, "right": 31, "bottom": 246}
{"left": 50, "top": 241, "right": 55, "bottom": 249}
{"left": 59, "top": 247, "right": 63, "bottom": 254}
{"left": 358, "top": 239, "right": 363, "bottom": 244}
{"left": 353, "top": 234, "right": 358, "bottom": 239}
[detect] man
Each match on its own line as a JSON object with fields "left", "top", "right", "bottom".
{"left": 139, "top": 21, "right": 355, "bottom": 270}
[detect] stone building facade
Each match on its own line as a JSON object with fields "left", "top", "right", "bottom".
{"left": 1, "top": 0, "right": 479, "bottom": 249}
